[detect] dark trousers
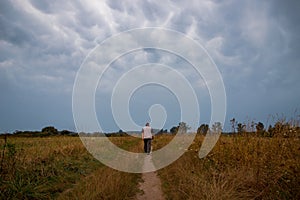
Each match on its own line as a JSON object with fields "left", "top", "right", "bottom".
{"left": 143, "top": 138, "right": 152, "bottom": 153}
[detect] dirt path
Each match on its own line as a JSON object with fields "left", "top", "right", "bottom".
{"left": 136, "top": 155, "right": 165, "bottom": 200}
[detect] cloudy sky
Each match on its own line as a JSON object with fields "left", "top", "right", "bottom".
{"left": 0, "top": 0, "right": 299, "bottom": 133}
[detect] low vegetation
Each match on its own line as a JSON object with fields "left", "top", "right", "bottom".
{"left": 156, "top": 134, "right": 300, "bottom": 199}
{"left": 1, "top": 117, "right": 299, "bottom": 199}
{"left": 0, "top": 136, "right": 140, "bottom": 200}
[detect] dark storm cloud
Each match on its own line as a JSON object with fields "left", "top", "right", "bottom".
{"left": 0, "top": 0, "right": 299, "bottom": 132}
{"left": 0, "top": 1, "right": 34, "bottom": 46}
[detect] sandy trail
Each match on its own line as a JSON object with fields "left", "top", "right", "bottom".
{"left": 136, "top": 155, "right": 165, "bottom": 200}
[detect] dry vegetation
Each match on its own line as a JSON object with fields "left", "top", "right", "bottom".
{"left": 0, "top": 136, "right": 141, "bottom": 200}
{"left": 156, "top": 134, "right": 300, "bottom": 200}
{"left": 1, "top": 128, "right": 299, "bottom": 199}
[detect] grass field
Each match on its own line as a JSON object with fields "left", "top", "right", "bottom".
{"left": 0, "top": 134, "right": 299, "bottom": 199}
{"left": 156, "top": 135, "right": 300, "bottom": 199}
{"left": 0, "top": 136, "right": 141, "bottom": 200}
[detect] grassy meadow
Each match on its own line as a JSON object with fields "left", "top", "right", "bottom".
{"left": 0, "top": 133, "right": 299, "bottom": 199}
{"left": 156, "top": 135, "right": 300, "bottom": 199}
{"left": 0, "top": 136, "right": 141, "bottom": 200}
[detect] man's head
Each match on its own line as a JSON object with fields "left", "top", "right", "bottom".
{"left": 145, "top": 122, "right": 150, "bottom": 126}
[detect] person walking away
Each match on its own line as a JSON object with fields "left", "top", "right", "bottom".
{"left": 142, "top": 123, "right": 152, "bottom": 154}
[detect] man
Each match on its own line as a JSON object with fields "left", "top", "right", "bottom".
{"left": 142, "top": 122, "right": 152, "bottom": 154}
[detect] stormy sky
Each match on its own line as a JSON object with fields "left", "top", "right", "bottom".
{"left": 0, "top": 0, "right": 299, "bottom": 133}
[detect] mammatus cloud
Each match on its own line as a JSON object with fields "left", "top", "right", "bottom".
{"left": 0, "top": 0, "right": 299, "bottom": 132}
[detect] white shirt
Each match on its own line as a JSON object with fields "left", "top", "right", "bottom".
{"left": 142, "top": 126, "right": 152, "bottom": 139}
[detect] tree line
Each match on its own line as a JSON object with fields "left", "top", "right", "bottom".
{"left": 167, "top": 119, "right": 299, "bottom": 138}
{"left": 2, "top": 117, "right": 300, "bottom": 138}
{"left": 9, "top": 126, "right": 77, "bottom": 137}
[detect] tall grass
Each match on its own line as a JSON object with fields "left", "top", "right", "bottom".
{"left": 157, "top": 135, "right": 300, "bottom": 199}
{"left": 0, "top": 136, "right": 141, "bottom": 200}
{"left": 1, "top": 131, "right": 299, "bottom": 199}
{"left": 57, "top": 167, "right": 140, "bottom": 200}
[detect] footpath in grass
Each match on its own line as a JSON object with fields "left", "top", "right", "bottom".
{"left": 136, "top": 155, "right": 165, "bottom": 200}
{"left": 4, "top": 134, "right": 297, "bottom": 199}
{"left": 58, "top": 136, "right": 142, "bottom": 200}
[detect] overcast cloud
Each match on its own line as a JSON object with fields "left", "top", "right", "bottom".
{"left": 0, "top": 0, "right": 299, "bottom": 132}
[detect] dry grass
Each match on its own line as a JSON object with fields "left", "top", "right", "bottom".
{"left": 1, "top": 133, "right": 299, "bottom": 199}
{"left": 157, "top": 135, "right": 300, "bottom": 200}
{"left": 57, "top": 167, "right": 140, "bottom": 200}
{"left": 0, "top": 136, "right": 141, "bottom": 200}
{"left": 108, "top": 135, "right": 144, "bottom": 153}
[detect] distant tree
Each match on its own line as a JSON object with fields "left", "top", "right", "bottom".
{"left": 170, "top": 126, "right": 178, "bottom": 134}
{"left": 13, "top": 130, "right": 22, "bottom": 135}
{"left": 197, "top": 124, "right": 209, "bottom": 135}
{"left": 177, "top": 122, "right": 190, "bottom": 133}
{"left": 42, "top": 126, "right": 58, "bottom": 135}
{"left": 60, "top": 130, "right": 71, "bottom": 135}
{"left": 256, "top": 122, "right": 264, "bottom": 136}
{"left": 211, "top": 122, "right": 222, "bottom": 133}
{"left": 170, "top": 122, "right": 190, "bottom": 134}
{"left": 237, "top": 123, "right": 246, "bottom": 134}
{"left": 230, "top": 118, "right": 236, "bottom": 133}
{"left": 157, "top": 129, "right": 167, "bottom": 134}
